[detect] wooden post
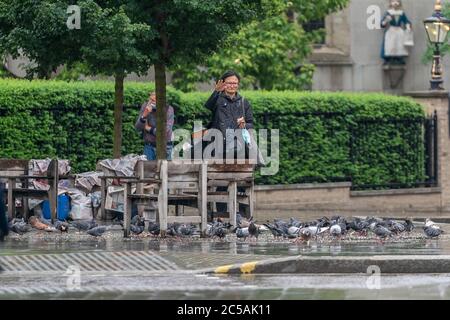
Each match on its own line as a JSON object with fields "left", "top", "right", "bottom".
{"left": 48, "top": 160, "right": 59, "bottom": 223}
{"left": 249, "top": 180, "right": 255, "bottom": 219}
{"left": 23, "top": 167, "right": 29, "bottom": 219}
{"left": 123, "top": 183, "right": 132, "bottom": 237}
{"left": 199, "top": 161, "right": 207, "bottom": 237}
{"left": 158, "top": 160, "right": 168, "bottom": 237}
{"left": 100, "top": 178, "right": 107, "bottom": 221}
{"left": 7, "top": 178, "right": 14, "bottom": 220}
{"left": 228, "top": 181, "right": 237, "bottom": 227}
{"left": 136, "top": 161, "right": 145, "bottom": 218}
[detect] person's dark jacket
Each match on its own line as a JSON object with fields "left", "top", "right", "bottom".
{"left": 135, "top": 102, "right": 174, "bottom": 146}
{"left": 204, "top": 91, "right": 254, "bottom": 136}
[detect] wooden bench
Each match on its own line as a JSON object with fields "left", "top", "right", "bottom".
{"left": 207, "top": 161, "right": 255, "bottom": 226}
{"left": 0, "top": 159, "right": 59, "bottom": 221}
{"left": 123, "top": 160, "right": 207, "bottom": 237}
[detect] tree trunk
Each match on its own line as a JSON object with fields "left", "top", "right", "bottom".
{"left": 113, "top": 74, "right": 125, "bottom": 158}
{"left": 154, "top": 63, "right": 167, "bottom": 160}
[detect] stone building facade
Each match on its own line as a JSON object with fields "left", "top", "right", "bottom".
{"left": 311, "top": 0, "right": 450, "bottom": 93}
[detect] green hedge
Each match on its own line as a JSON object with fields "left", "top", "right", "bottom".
{"left": 0, "top": 79, "right": 426, "bottom": 186}
{"left": 0, "top": 79, "right": 181, "bottom": 172}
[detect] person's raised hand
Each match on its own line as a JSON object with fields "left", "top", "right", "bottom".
{"left": 215, "top": 80, "right": 226, "bottom": 92}
{"left": 237, "top": 117, "right": 246, "bottom": 129}
{"left": 142, "top": 102, "right": 152, "bottom": 117}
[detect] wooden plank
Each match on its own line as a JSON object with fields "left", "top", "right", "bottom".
{"left": 200, "top": 161, "right": 207, "bottom": 237}
{"left": 7, "top": 178, "right": 14, "bottom": 219}
{"left": 167, "top": 163, "right": 200, "bottom": 174}
{"left": 249, "top": 181, "right": 255, "bottom": 219}
{"left": 168, "top": 181, "right": 198, "bottom": 189}
{"left": 123, "top": 183, "right": 133, "bottom": 238}
{"left": 167, "top": 216, "right": 202, "bottom": 224}
{"left": 141, "top": 160, "right": 158, "bottom": 174}
{"left": 158, "top": 160, "right": 168, "bottom": 237}
{"left": 207, "top": 194, "right": 229, "bottom": 202}
{"left": 208, "top": 172, "right": 253, "bottom": 180}
{"left": 136, "top": 160, "right": 145, "bottom": 218}
{"left": 228, "top": 181, "right": 237, "bottom": 227}
{"left": 208, "top": 164, "right": 255, "bottom": 172}
{"left": 0, "top": 159, "right": 29, "bottom": 170}
{"left": 167, "top": 174, "right": 199, "bottom": 182}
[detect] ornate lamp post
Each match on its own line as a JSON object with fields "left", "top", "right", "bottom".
{"left": 424, "top": 0, "right": 450, "bottom": 90}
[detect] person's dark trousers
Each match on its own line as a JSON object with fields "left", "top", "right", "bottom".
{"left": 0, "top": 183, "right": 8, "bottom": 241}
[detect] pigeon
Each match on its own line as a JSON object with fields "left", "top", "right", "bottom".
{"left": 236, "top": 213, "right": 253, "bottom": 228}
{"left": 39, "top": 217, "right": 53, "bottom": 226}
{"left": 148, "top": 221, "right": 160, "bottom": 236}
{"left": 54, "top": 220, "right": 69, "bottom": 233}
{"left": 71, "top": 219, "right": 97, "bottom": 231}
{"left": 403, "top": 218, "right": 415, "bottom": 232}
{"left": 425, "top": 218, "right": 440, "bottom": 229}
{"left": 373, "top": 225, "right": 392, "bottom": 239}
{"left": 248, "top": 222, "right": 259, "bottom": 238}
{"left": 287, "top": 226, "right": 300, "bottom": 238}
{"left": 131, "top": 215, "right": 145, "bottom": 227}
{"left": 307, "top": 225, "right": 329, "bottom": 236}
{"left": 423, "top": 226, "right": 444, "bottom": 238}
{"left": 298, "top": 228, "right": 312, "bottom": 241}
{"left": 289, "top": 217, "right": 302, "bottom": 228}
{"left": 87, "top": 226, "right": 108, "bottom": 237}
{"left": 389, "top": 221, "right": 406, "bottom": 234}
{"left": 9, "top": 219, "right": 31, "bottom": 234}
{"left": 177, "top": 224, "right": 196, "bottom": 236}
{"left": 263, "top": 223, "right": 285, "bottom": 238}
{"left": 29, "top": 216, "right": 56, "bottom": 232}
{"left": 330, "top": 224, "right": 342, "bottom": 237}
{"left": 236, "top": 227, "right": 250, "bottom": 240}
{"left": 130, "top": 224, "right": 145, "bottom": 235}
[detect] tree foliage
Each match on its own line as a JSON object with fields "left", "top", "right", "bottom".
{"left": 171, "top": 0, "right": 349, "bottom": 91}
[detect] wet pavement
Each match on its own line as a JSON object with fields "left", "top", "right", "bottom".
{"left": 1, "top": 232, "right": 450, "bottom": 299}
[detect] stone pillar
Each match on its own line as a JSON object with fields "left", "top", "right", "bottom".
{"left": 406, "top": 91, "right": 450, "bottom": 213}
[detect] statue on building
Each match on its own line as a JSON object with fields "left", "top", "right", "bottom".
{"left": 381, "top": 0, "right": 413, "bottom": 65}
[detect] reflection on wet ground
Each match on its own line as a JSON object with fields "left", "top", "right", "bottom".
{"left": 1, "top": 239, "right": 450, "bottom": 299}
{"left": 1, "top": 237, "right": 448, "bottom": 257}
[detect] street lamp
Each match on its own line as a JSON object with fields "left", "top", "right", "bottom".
{"left": 424, "top": 0, "right": 450, "bottom": 90}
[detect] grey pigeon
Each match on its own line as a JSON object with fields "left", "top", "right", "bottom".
{"left": 248, "top": 222, "right": 259, "bottom": 238}
{"left": 264, "top": 223, "right": 285, "bottom": 238}
{"left": 287, "top": 226, "right": 300, "bottom": 238}
{"left": 131, "top": 215, "right": 145, "bottom": 227}
{"left": 71, "top": 219, "right": 97, "bottom": 231}
{"left": 54, "top": 220, "right": 69, "bottom": 233}
{"left": 374, "top": 225, "right": 392, "bottom": 238}
{"left": 148, "top": 221, "right": 160, "bottom": 236}
{"left": 130, "top": 224, "right": 145, "bottom": 235}
{"left": 178, "top": 224, "right": 195, "bottom": 236}
{"left": 236, "top": 227, "right": 249, "bottom": 239}
{"left": 87, "top": 226, "right": 107, "bottom": 237}
{"left": 10, "top": 220, "right": 31, "bottom": 234}
{"left": 423, "top": 226, "right": 444, "bottom": 238}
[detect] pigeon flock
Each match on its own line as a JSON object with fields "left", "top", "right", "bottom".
{"left": 3, "top": 213, "right": 446, "bottom": 241}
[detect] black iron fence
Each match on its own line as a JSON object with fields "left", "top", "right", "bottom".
{"left": 256, "top": 111, "right": 438, "bottom": 190}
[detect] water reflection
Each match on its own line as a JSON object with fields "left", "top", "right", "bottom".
{"left": 1, "top": 238, "right": 449, "bottom": 257}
